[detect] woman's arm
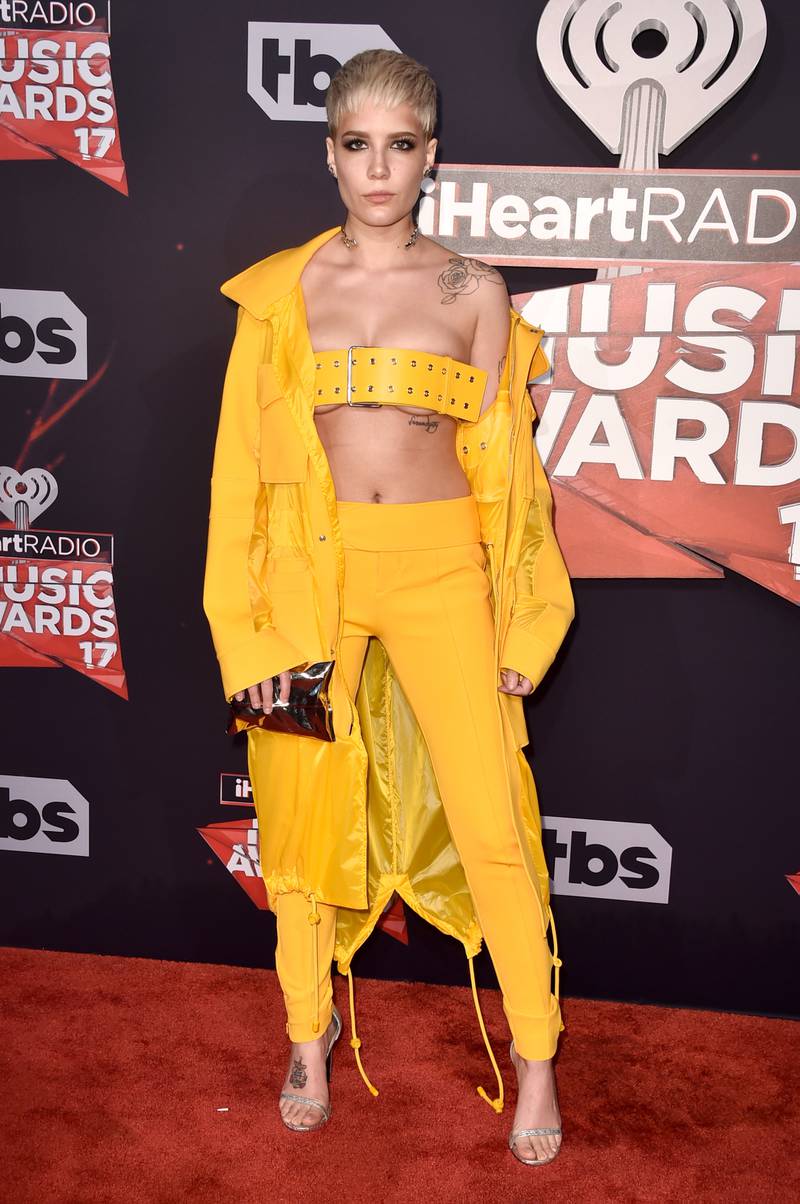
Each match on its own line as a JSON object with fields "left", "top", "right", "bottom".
{"left": 465, "top": 266, "right": 568, "bottom": 695}
{"left": 500, "top": 377, "right": 575, "bottom": 693}
{"left": 203, "top": 305, "right": 304, "bottom": 702}
{"left": 465, "top": 260, "right": 512, "bottom": 417}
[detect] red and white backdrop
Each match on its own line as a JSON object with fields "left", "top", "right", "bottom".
{"left": 1, "top": 0, "right": 798, "bottom": 1017}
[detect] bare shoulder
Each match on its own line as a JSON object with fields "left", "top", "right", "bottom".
{"left": 421, "top": 240, "right": 507, "bottom": 310}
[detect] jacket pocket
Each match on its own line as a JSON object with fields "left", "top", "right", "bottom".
{"left": 257, "top": 364, "right": 308, "bottom": 483}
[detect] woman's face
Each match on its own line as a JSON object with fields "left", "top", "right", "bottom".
{"left": 326, "top": 99, "right": 436, "bottom": 229}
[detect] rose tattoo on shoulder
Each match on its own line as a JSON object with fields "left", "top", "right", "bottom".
{"left": 437, "top": 256, "right": 503, "bottom": 305}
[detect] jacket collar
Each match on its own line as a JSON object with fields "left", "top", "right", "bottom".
{"left": 219, "top": 227, "right": 341, "bottom": 318}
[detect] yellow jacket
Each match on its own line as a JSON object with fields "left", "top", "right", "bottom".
{"left": 203, "top": 227, "right": 574, "bottom": 973}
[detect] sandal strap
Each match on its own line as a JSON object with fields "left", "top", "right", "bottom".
{"left": 510, "top": 1126, "right": 562, "bottom": 1143}
{"left": 327, "top": 1005, "right": 343, "bottom": 1055}
{"left": 279, "top": 1092, "right": 330, "bottom": 1120}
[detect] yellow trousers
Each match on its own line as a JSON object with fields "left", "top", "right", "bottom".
{"left": 275, "top": 494, "right": 561, "bottom": 1060}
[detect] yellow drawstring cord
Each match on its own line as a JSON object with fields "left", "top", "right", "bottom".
{"left": 468, "top": 955, "right": 504, "bottom": 1113}
{"left": 346, "top": 967, "right": 379, "bottom": 1097}
{"left": 307, "top": 894, "right": 321, "bottom": 1035}
{"left": 548, "top": 904, "right": 563, "bottom": 1000}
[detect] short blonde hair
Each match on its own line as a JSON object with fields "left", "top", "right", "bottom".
{"left": 326, "top": 49, "right": 437, "bottom": 140}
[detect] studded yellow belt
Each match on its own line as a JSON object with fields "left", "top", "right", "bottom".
{"left": 312, "top": 346, "right": 488, "bottom": 422}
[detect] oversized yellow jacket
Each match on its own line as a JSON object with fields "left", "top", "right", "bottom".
{"left": 204, "top": 227, "right": 574, "bottom": 975}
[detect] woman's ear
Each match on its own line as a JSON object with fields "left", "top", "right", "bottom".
{"left": 325, "top": 134, "right": 336, "bottom": 176}
{"left": 425, "top": 136, "right": 438, "bottom": 173}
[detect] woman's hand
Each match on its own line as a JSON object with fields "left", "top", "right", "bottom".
{"left": 499, "top": 668, "right": 533, "bottom": 696}
{"left": 233, "top": 671, "right": 292, "bottom": 713}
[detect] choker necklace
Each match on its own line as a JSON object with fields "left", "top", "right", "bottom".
{"left": 340, "top": 224, "right": 420, "bottom": 251}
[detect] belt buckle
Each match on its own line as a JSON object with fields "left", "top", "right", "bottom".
{"left": 346, "top": 344, "right": 380, "bottom": 407}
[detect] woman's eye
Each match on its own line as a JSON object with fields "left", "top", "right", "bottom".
{"left": 393, "top": 139, "right": 416, "bottom": 151}
{"left": 343, "top": 138, "right": 366, "bottom": 150}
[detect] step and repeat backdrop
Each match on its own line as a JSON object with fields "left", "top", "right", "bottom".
{"left": 2, "top": 0, "right": 798, "bottom": 1017}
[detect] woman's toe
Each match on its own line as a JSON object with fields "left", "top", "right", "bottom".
{"left": 531, "top": 1135, "right": 549, "bottom": 1162}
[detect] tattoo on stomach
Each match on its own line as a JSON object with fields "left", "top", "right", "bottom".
{"left": 408, "top": 414, "right": 440, "bottom": 433}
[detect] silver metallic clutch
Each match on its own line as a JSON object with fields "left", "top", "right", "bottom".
{"left": 227, "top": 660, "right": 335, "bottom": 741}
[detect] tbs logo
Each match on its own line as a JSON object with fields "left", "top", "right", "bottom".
{"left": 542, "top": 816, "right": 672, "bottom": 904}
{"left": 0, "top": 289, "right": 87, "bottom": 380}
{"left": 0, "top": 776, "right": 89, "bottom": 857}
{"left": 247, "top": 23, "right": 400, "bottom": 122}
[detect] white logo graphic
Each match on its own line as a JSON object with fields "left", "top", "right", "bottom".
{"left": 0, "top": 467, "right": 58, "bottom": 528}
{"left": 542, "top": 816, "right": 672, "bottom": 903}
{"left": 0, "top": 288, "right": 87, "bottom": 380}
{"left": 537, "top": 0, "right": 767, "bottom": 165}
{"left": 247, "top": 23, "right": 401, "bottom": 122}
{"left": 0, "top": 775, "right": 89, "bottom": 857}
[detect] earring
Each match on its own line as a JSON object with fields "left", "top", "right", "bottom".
{"left": 423, "top": 165, "right": 432, "bottom": 177}
{"left": 328, "top": 164, "right": 337, "bottom": 177}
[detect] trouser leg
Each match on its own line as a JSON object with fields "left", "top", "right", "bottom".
{"left": 375, "top": 539, "right": 560, "bottom": 1060}
{"left": 274, "top": 891, "right": 337, "bottom": 1042}
{"left": 273, "top": 628, "right": 369, "bottom": 1043}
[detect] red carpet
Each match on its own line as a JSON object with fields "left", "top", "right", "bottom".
{"left": 2, "top": 947, "right": 798, "bottom": 1203}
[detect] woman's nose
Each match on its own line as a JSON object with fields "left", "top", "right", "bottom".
{"left": 368, "top": 155, "right": 389, "bottom": 179}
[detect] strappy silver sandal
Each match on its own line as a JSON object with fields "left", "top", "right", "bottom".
{"left": 508, "top": 1040, "right": 562, "bottom": 1166}
{"left": 279, "top": 1004, "right": 342, "bottom": 1132}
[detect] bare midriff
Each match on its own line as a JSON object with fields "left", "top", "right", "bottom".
{"left": 300, "top": 233, "right": 500, "bottom": 505}
{"left": 313, "top": 398, "right": 470, "bottom": 504}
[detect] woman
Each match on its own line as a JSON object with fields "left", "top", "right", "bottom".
{"left": 204, "top": 49, "right": 573, "bottom": 1166}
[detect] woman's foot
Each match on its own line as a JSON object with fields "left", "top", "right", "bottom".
{"left": 278, "top": 1010, "right": 340, "bottom": 1131}
{"left": 508, "top": 1044, "right": 562, "bottom": 1165}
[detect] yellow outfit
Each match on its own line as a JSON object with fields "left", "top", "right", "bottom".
{"left": 203, "top": 228, "right": 574, "bottom": 1095}
{"left": 277, "top": 493, "right": 561, "bottom": 1061}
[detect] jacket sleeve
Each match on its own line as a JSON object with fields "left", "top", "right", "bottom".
{"left": 499, "top": 347, "right": 575, "bottom": 690}
{"left": 202, "top": 305, "right": 307, "bottom": 699}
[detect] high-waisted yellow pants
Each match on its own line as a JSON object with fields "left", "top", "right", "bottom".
{"left": 275, "top": 494, "right": 560, "bottom": 1060}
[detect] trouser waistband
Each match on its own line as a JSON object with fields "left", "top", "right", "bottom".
{"left": 336, "top": 494, "right": 480, "bottom": 551}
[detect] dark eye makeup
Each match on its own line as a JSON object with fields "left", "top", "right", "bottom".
{"left": 341, "top": 137, "right": 418, "bottom": 151}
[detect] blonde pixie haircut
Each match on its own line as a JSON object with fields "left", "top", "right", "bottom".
{"left": 326, "top": 49, "right": 437, "bottom": 140}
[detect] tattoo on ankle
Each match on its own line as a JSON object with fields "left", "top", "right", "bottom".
{"left": 289, "top": 1058, "right": 308, "bottom": 1089}
{"left": 408, "top": 414, "right": 439, "bottom": 433}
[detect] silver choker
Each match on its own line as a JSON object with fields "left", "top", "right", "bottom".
{"left": 340, "top": 225, "right": 419, "bottom": 251}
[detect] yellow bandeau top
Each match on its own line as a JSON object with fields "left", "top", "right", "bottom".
{"left": 311, "top": 345, "right": 488, "bottom": 423}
